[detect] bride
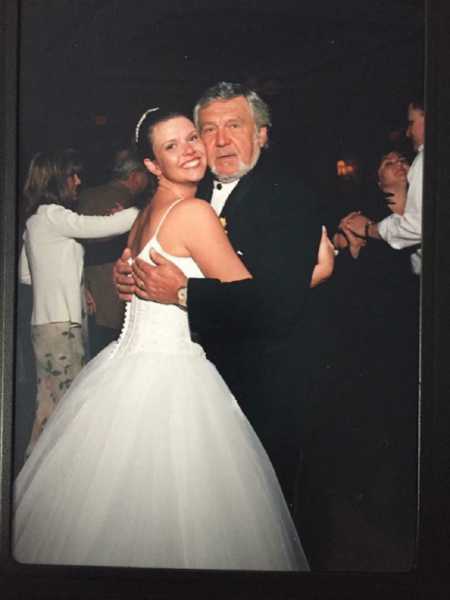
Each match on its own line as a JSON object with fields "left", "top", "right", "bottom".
{"left": 13, "top": 107, "right": 309, "bottom": 571}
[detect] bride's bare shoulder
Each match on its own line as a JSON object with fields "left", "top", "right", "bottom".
{"left": 171, "top": 197, "right": 215, "bottom": 219}
{"left": 175, "top": 196, "right": 210, "bottom": 208}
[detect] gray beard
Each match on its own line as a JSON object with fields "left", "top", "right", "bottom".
{"left": 211, "top": 147, "right": 261, "bottom": 183}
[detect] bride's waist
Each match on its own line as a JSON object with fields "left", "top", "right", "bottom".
{"left": 110, "top": 301, "right": 204, "bottom": 356}
{"left": 111, "top": 329, "right": 205, "bottom": 357}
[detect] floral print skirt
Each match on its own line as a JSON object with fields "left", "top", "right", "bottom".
{"left": 26, "top": 322, "right": 86, "bottom": 458}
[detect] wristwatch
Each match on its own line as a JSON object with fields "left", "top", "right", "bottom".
{"left": 365, "top": 221, "right": 373, "bottom": 239}
{"left": 177, "top": 286, "right": 188, "bottom": 308}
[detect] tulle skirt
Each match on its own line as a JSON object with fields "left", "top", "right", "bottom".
{"left": 13, "top": 342, "right": 308, "bottom": 571}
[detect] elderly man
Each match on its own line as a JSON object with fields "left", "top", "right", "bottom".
{"left": 78, "top": 148, "right": 149, "bottom": 355}
{"left": 340, "top": 97, "right": 424, "bottom": 274}
{"left": 114, "top": 82, "right": 332, "bottom": 515}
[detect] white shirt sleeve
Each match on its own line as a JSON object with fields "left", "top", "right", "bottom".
{"left": 45, "top": 205, "right": 139, "bottom": 239}
{"left": 19, "top": 245, "right": 32, "bottom": 285}
{"left": 377, "top": 149, "right": 423, "bottom": 249}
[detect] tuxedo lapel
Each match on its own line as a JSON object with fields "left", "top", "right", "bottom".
{"left": 197, "top": 173, "right": 214, "bottom": 203}
{"left": 220, "top": 169, "right": 255, "bottom": 221}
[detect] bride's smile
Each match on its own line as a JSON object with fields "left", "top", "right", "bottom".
{"left": 144, "top": 116, "right": 207, "bottom": 186}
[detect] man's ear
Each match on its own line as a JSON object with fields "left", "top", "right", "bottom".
{"left": 144, "top": 158, "right": 161, "bottom": 178}
{"left": 257, "top": 126, "right": 268, "bottom": 148}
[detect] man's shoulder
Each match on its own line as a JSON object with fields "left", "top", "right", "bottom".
{"left": 410, "top": 147, "right": 424, "bottom": 174}
{"left": 250, "top": 153, "right": 310, "bottom": 185}
{"left": 247, "top": 156, "right": 317, "bottom": 211}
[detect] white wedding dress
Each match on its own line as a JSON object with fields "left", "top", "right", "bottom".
{"left": 13, "top": 201, "right": 309, "bottom": 571}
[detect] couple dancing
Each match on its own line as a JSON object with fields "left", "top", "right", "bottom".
{"left": 14, "top": 83, "right": 332, "bottom": 570}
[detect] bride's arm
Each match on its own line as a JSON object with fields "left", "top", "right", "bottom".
{"left": 130, "top": 199, "right": 250, "bottom": 304}
{"left": 177, "top": 199, "right": 252, "bottom": 282}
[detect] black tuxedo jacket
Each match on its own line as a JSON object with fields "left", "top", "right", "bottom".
{"left": 188, "top": 155, "right": 322, "bottom": 451}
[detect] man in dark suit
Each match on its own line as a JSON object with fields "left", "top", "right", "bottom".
{"left": 78, "top": 148, "right": 149, "bottom": 356}
{"left": 114, "top": 82, "right": 332, "bottom": 516}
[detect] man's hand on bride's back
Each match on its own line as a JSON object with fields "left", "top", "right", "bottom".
{"left": 132, "top": 249, "right": 187, "bottom": 304}
{"left": 113, "top": 247, "right": 135, "bottom": 301}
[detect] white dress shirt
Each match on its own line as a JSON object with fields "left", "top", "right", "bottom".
{"left": 377, "top": 144, "right": 423, "bottom": 274}
{"left": 20, "top": 203, "right": 138, "bottom": 326}
{"left": 210, "top": 180, "right": 239, "bottom": 216}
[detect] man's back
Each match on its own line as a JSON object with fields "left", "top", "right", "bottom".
{"left": 78, "top": 181, "right": 134, "bottom": 334}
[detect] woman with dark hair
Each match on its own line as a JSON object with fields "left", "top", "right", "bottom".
{"left": 299, "top": 148, "right": 419, "bottom": 569}
{"left": 14, "top": 110, "right": 309, "bottom": 571}
{"left": 339, "top": 96, "right": 425, "bottom": 275}
{"left": 333, "top": 150, "right": 411, "bottom": 257}
{"left": 19, "top": 149, "right": 138, "bottom": 457}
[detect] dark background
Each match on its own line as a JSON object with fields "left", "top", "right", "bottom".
{"left": 16, "top": 0, "right": 425, "bottom": 561}
{"left": 18, "top": 0, "right": 424, "bottom": 196}
{"left": 4, "top": 0, "right": 450, "bottom": 598}
{"left": 10, "top": 0, "right": 429, "bottom": 584}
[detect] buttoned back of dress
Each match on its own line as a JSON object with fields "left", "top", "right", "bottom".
{"left": 110, "top": 203, "right": 205, "bottom": 358}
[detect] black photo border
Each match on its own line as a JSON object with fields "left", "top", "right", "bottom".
{"left": 1, "top": 1, "right": 450, "bottom": 598}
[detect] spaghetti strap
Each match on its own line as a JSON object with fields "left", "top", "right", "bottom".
{"left": 134, "top": 198, "right": 184, "bottom": 261}
{"left": 154, "top": 198, "right": 184, "bottom": 238}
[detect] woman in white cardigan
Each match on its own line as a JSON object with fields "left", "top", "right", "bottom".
{"left": 19, "top": 150, "right": 139, "bottom": 457}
